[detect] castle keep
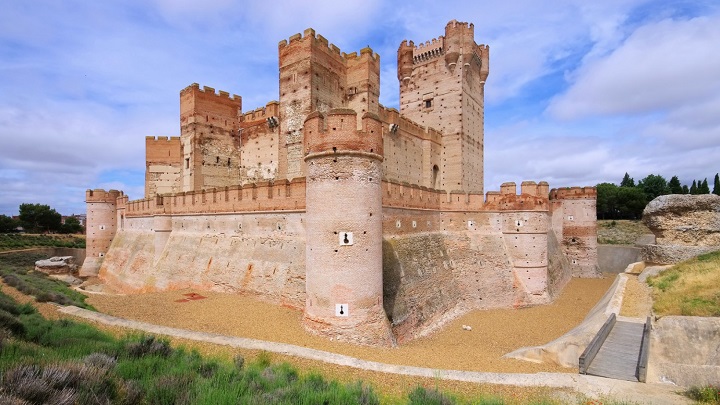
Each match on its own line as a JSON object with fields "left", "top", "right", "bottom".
{"left": 83, "top": 21, "right": 599, "bottom": 346}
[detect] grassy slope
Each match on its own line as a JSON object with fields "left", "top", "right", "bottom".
{"left": 647, "top": 250, "right": 720, "bottom": 316}
{"left": 0, "top": 233, "right": 86, "bottom": 251}
{"left": 597, "top": 220, "right": 652, "bottom": 245}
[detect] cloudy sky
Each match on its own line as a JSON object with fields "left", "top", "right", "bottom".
{"left": 1, "top": 0, "right": 719, "bottom": 216}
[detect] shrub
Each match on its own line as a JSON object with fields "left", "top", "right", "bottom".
{"left": 407, "top": 386, "right": 456, "bottom": 405}
{"left": 0, "top": 308, "right": 26, "bottom": 336}
{"left": 83, "top": 353, "right": 117, "bottom": 371}
{"left": 686, "top": 385, "right": 720, "bottom": 403}
{"left": 126, "top": 336, "right": 173, "bottom": 358}
{"left": 233, "top": 354, "right": 245, "bottom": 370}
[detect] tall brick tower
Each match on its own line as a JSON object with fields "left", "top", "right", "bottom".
{"left": 397, "top": 20, "right": 489, "bottom": 194}
{"left": 179, "top": 83, "right": 242, "bottom": 192}
{"left": 550, "top": 187, "right": 600, "bottom": 278}
{"left": 277, "top": 29, "right": 380, "bottom": 181}
{"left": 302, "top": 109, "right": 393, "bottom": 346}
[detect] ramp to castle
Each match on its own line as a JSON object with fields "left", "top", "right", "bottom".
{"left": 579, "top": 314, "right": 650, "bottom": 382}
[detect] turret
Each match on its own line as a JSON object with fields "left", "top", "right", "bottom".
{"left": 303, "top": 109, "right": 393, "bottom": 346}
{"left": 550, "top": 187, "right": 600, "bottom": 278}
{"left": 397, "top": 40, "right": 414, "bottom": 83}
{"left": 80, "top": 189, "right": 122, "bottom": 277}
{"left": 397, "top": 20, "right": 488, "bottom": 194}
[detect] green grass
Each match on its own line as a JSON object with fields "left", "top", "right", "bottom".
{"left": 0, "top": 290, "right": 382, "bottom": 404}
{"left": 647, "top": 250, "right": 720, "bottom": 316}
{"left": 0, "top": 251, "right": 94, "bottom": 309}
{"left": 685, "top": 385, "right": 720, "bottom": 403}
{"left": 0, "top": 233, "right": 85, "bottom": 251}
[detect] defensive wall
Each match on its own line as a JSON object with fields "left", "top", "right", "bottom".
{"left": 89, "top": 179, "right": 595, "bottom": 343}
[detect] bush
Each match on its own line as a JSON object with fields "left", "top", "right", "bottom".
{"left": 126, "top": 336, "right": 173, "bottom": 358}
{"left": 0, "top": 308, "right": 26, "bottom": 336}
{"left": 407, "top": 386, "right": 456, "bottom": 405}
{"left": 686, "top": 385, "right": 720, "bottom": 403}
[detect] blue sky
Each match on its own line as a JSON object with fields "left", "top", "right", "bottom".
{"left": 1, "top": 0, "right": 719, "bottom": 216}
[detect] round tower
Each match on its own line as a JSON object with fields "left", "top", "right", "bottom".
{"left": 303, "top": 108, "right": 393, "bottom": 346}
{"left": 80, "top": 189, "right": 121, "bottom": 277}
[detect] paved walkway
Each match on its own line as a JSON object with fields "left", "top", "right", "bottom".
{"left": 60, "top": 306, "right": 689, "bottom": 404}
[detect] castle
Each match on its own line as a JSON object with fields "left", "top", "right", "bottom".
{"left": 82, "top": 20, "right": 599, "bottom": 346}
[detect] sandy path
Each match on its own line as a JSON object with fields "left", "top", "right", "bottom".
{"left": 86, "top": 276, "right": 615, "bottom": 374}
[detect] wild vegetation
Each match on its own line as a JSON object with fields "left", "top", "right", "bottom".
{"left": 0, "top": 252, "right": 93, "bottom": 309}
{"left": 647, "top": 250, "right": 720, "bottom": 317}
{"left": 596, "top": 220, "right": 652, "bottom": 245}
{"left": 0, "top": 233, "right": 86, "bottom": 251}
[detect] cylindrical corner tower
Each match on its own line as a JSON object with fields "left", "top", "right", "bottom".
{"left": 80, "top": 189, "right": 121, "bottom": 277}
{"left": 302, "top": 108, "right": 393, "bottom": 346}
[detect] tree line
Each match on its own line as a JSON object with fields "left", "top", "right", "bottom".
{"left": 597, "top": 173, "right": 720, "bottom": 220}
{"left": 0, "top": 204, "right": 83, "bottom": 234}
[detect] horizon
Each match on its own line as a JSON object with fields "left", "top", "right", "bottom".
{"left": 1, "top": 0, "right": 719, "bottom": 216}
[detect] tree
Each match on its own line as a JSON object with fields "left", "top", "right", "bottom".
{"left": 699, "top": 178, "right": 710, "bottom": 194}
{"left": 714, "top": 173, "right": 720, "bottom": 195}
{"left": 668, "top": 176, "right": 683, "bottom": 194}
{"left": 596, "top": 182, "right": 647, "bottom": 219}
{"left": 18, "top": 203, "right": 62, "bottom": 233}
{"left": 616, "top": 186, "right": 648, "bottom": 219}
{"left": 60, "top": 217, "right": 84, "bottom": 234}
{"left": 690, "top": 180, "right": 698, "bottom": 195}
{"left": 637, "top": 174, "right": 670, "bottom": 201}
{"left": 682, "top": 185, "right": 689, "bottom": 194}
{"left": 620, "top": 173, "right": 635, "bottom": 188}
{"left": 596, "top": 183, "right": 618, "bottom": 219}
{"left": 0, "top": 215, "right": 20, "bottom": 233}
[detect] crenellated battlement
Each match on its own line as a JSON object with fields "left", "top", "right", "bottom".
{"left": 240, "top": 101, "right": 279, "bottom": 123}
{"left": 412, "top": 36, "right": 445, "bottom": 63}
{"left": 86, "top": 189, "right": 122, "bottom": 203}
{"left": 145, "top": 136, "right": 181, "bottom": 142}
{"left": 549, "top": 187, "right": 597, "bottom": 200}
{"left": 483, "top": 181, "right": 550, "bottom": 211}
{"left": 303, "top": 109, "right": 383, "bottom": 158}
{"left": 124, "top": 178, "right": 306, "bottom": 217}
{"left": 180, "top": 83, "right": 241, "bottom": 101}
{"left": 279, "top": 28, "right": 378, "bottom": 65}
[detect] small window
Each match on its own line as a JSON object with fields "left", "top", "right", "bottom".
{"left": 425, "top": 99, "right": 432, "bottom": 108}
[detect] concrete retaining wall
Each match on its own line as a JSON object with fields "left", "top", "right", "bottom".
{"left": 648, "top": 316, "right": 720, "bottom": 387}
{"left": 597, "top": 245, "right": 643, "bottom": 273}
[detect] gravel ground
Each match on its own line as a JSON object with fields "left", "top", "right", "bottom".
{"left": 1, "top": 276, "right": 618, "bottom": 402}
{"left": 619, "top": 274, "right": 653, "bottom": 318}
{"left": 86, "top": 276, "right": 615, "bottom": 374}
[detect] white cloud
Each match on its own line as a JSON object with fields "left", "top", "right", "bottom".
{"left": 548, "top": 14, "right": 720, "bottom": 118}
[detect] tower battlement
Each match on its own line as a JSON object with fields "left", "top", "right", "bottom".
{"left": 240, "top": 101, "right": 280, "bottom": 123}
{"left": 484, "top": 181, "right": 550, "bottom": 211}
{"left": 550, "top": 187, "right": 597, "bottom": 200}
{"left": 303, "top": 109, "right": 383, "bottom": 158}
{"left": 180, "top": 83, "right": 241, "bottom": 101}
{"left": 86, "top": 189, "right": 122, "bottom": 203}
{"left": 180, "top": 83, "right": 241, "bottom": 130}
